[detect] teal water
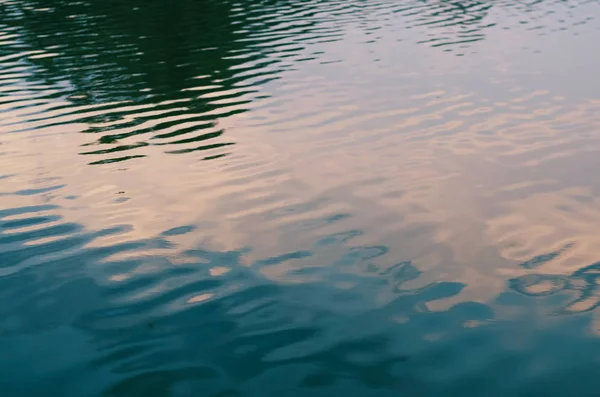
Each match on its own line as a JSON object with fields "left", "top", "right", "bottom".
{"left": 1, "top": 0, "right": 600, "bottom": 396}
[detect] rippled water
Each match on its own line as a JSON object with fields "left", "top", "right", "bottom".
{"left": 1, "top": 0, "right": 600, "bottom": 395}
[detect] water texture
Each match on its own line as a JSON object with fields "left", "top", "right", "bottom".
{"left": 1, "top": 0, "right": 600, "bottom": 396}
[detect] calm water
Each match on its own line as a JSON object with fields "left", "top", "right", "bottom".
{"left": 1, "top": 0, "right": 600, "bottom": 395}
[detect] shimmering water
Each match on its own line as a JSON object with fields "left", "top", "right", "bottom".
{"left": 1, "top": 0, "right": 600, "bottom": 395}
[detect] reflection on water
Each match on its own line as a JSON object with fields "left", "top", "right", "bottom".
{"left": 1, "top": 0, "right": 600, "bottom": 396}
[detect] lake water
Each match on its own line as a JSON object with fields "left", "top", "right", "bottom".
{"left": 1, "top": 0, "right": 600, "bottom": 395}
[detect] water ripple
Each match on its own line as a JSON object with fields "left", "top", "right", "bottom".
{"left": 2, "top": 0, "right": 600, "bottom": 396}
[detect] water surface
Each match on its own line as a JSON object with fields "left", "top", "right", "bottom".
{"left": 1, "top": 0, "right": 600, "bottom": 396}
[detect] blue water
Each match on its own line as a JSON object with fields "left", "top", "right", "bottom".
{"left": 1, "top": 0, "right": 600, "bottom": 395}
